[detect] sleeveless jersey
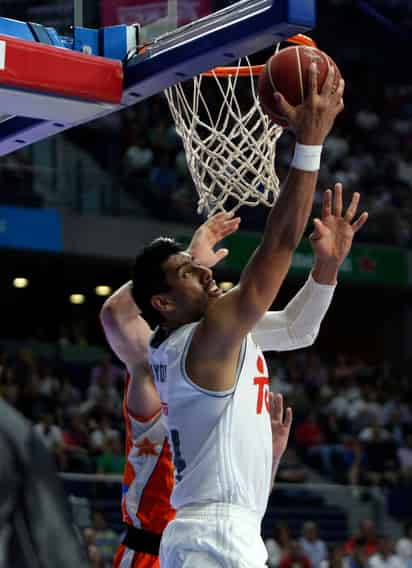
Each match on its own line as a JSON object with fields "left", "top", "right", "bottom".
{"left": 149, "top": 323, "right": 273, "bottom": 520}
{"left": 121, "top": 374, "right": 175, "bottom": 534}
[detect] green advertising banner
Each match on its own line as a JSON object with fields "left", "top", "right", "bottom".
{"left": 180, "top": 232, "right": 410, "bottom": 287}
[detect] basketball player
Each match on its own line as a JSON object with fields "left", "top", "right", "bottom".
{"left": 130, "top": 63, "right": 366, "bottom": 567}
{"left": 102, "top": 195, "right": 346, "bottom": 568}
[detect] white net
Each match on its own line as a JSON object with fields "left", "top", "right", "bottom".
{"left": 165, "top": 57, "right": 283, "bottom": 217}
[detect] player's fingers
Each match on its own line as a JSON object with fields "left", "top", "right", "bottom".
{"left": 310, "top": 218, "right": 327, "bottom": 241}
{"left": 322, "top": 189, "right": 332, "bottom": 218}
{"left": 274, "top": 92, "right": 295, "bottom": 123}
{"left": 320, "top": 62, "right": 335, "bottom": 97}
{"left": 222, "top": 217, "right": 241, "bottom": 233}
{"left": 214, "top": 248, "right": 229, "bottom": 263}
{"left": 207, "top": 211, "right": 228, "bottom": 225}
{"left": 284, "top": 407, "right": 293, "bottom": 429}
{"left": 335, "top": 78, "right": 345, "bottom": 104}
{"left": 272, "top": 393, "right": 283, "bottom": 422}
{"left": 307, "top": 61, "right": 319, "bottom": 100}
{"left": 333, "top": 183, "right": 343, "bottom": 217}
{"left": 344, "top": 192, "right": 360, "bottom": 222}
{"left": 351, "top": 212, "right": 369, "bottom": 232}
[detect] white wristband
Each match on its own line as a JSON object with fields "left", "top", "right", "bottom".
{"left": 291, "top": 142, "right": 323, "bottom": 172}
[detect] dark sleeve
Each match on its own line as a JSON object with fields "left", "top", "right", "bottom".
{"left": 22, "top": 430, "right": 90, "bottom": 568}
{"left": 0, "top": 433, "right": 20, "bottom": 567}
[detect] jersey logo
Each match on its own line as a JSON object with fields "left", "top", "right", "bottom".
{"left": 152, "top": 363, "right": 167, "bottom": 383}
{"left": 253, "top": 355, "right": 270, "bottom": 415}
{"left": 135, "top": 437, "right": 158, "bottom": 457}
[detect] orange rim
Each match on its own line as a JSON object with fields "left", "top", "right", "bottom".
{"left": 202, "top": 34, "right": 316, "bottom": 77}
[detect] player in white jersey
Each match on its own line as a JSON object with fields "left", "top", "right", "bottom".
{"left": 131, "top": 64, "right": 367, "bottom": 567}
{"left": 101, "top": 209, "right": 339, "bottom": 567}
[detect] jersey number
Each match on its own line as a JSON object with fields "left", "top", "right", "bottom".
{"left": 170, "top": 429, "right": 187, "bottom": 482}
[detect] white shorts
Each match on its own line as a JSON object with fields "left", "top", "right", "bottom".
{"left": 159, "top": 502, "right": 267, "bottom": 568}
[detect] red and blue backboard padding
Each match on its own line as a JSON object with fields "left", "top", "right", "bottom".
{"left": 0, "top": 0, "right": 315, "bottom": 156}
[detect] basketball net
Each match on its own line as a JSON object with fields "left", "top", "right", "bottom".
{"left": 165, "top": 34, "right": 315, "bottom": 216}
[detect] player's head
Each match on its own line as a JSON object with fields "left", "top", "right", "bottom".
{"left": 132, "top": 237, "right": 222, "bottom": 328}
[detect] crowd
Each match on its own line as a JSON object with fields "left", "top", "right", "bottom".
{"left": 1, "top": 339, "right": 411, "bottom": 486}
{"left": 264, "top": 518, "right": 412, "bottom": 568}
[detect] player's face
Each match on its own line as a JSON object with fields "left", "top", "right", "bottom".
{"left": 161, "top": 252, "right": 223, "bottom": 323}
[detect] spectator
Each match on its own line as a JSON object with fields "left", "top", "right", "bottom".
{"left": 280, "top": 540, "right": 312, "bottom": 568}
{"left": 324, "top": 544, "right": 349, "bottom": 568}
{"left": 34, "top": 413, "right": 66, "bottom": 470}
{"left": 299, "top": 521, "right": 328, "bottom": 568}
{"left": 368, "top": 538, "right": 404, "bottom": 568}
{"left": 294, "top": 411, "right": 324, "bottom": 456}
{"left": 89, "top": 414, "right": 120, "bottom": 453}
{"left": 398, "top": 432, "right": 412, "bottom": 484}
{"left": 92, "top": 511, "right": 119, "bottom": 565}
{"left": 345, "top": 520, "right": 380, "bottom": 557}
{"left": 276, "top": 448, "right": 309, "bottom": 483}
{"left": 346, "top": 538, "right": 370, "bottom": 568}
{"left": 265, "top": 523, "right": 292, "bottom": 568}
{"left": 63, "top": 414, "right": 92, "bottom": 472}
{"left": 90, "top": 353, "right": 123, "bottom": 389}
{"left": 396, "top": 523, "right": 412, "bottom": 567}
{"left": 96, "top": 437, "right": 125, "bottom": 475}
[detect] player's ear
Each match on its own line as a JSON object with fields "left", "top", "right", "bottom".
{"left": 151, "top": 294, "right": 175, "bottom": 315}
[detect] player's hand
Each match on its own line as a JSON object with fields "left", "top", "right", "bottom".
{"left": 269, "top": 393, "right": 292, "bottom": 461}
{"left": 275, "top": 61, "right": 344, "bottom": 145}
{"left": 310, "top": 183, "right": 368, "bottom": 266}
{"left": 187, "top": 211, "right": 240, "bottom": 268}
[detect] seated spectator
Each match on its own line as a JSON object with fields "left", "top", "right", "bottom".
{"left": 323, "top": 544, "right": 349, "bottom": 568}
{"left": 361, "top": 428, "right": 400, "bottom": 486}
{"left": 346, "top": 538, "right": 370, "bottom": 568}
{"left": 89, "top": 414, "right": 120, "bottom": 454}
{"left": 299, "top": 521, "right": 328, "bottom": 568}
{"left": 308, "top": 412, "right": 347, "bottom": 480}
{"left": 294, "top": 411, "right": 324, "bottom": 458}
{"left": 90, "top": 353, "right": 123, "bottom": 389}
{"left": 396, "top": 523, "right": 412, "bottom": 568}
{"left": 96, "top": 437, "right": 125, "bottom": 475}
{"left": 63, "top": 414, "right": 92, "bottom": 472}
{"left": 368, "top": 538, "right": 404, "bottom": 568}
{"left": 34, "top": 413, "right": 66, "bottom": 470}
{"left": 92, "top": 511, "right": 119, "bottom": 566}
{"left": 265, "top": 523, "right": 292, "bottom": 568}
{"left": 81, "top": 368, "right": 122, "bottom": 417}
{"left": 398, "top": 432, "right": 412, "bottom": 484}
{"left": 280, "top": 540, "right": 312, "bottom": 568}
{"left": 276, "top": 448, "right": 309, "bottom": 483}
{"left": 345, "top": 520, "right": 380, "bottom": 557}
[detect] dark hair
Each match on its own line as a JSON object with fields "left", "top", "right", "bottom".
{"left": 131, "top": 237, "right": 184, "bottom": 327}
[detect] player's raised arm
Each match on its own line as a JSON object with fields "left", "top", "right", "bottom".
{"left": 99, "top": 282, "right": 160, "bottom": 419}
{"left": 190, "top": 63, "right": 345, "bottom": 385}
{"left": 252, "top": 186, "right": 367, "bottom": 352}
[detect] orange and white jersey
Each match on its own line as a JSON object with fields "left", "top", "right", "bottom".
{"left": 121, "top": 375, "right": 175, "bottom": 534}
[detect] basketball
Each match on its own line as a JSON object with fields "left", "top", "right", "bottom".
{"left": 258, "top": 46, "right": 342, "bottom": 127}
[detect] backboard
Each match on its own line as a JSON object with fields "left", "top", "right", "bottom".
{"left": 0, "top": 0, "right": 315, "bottom": 155}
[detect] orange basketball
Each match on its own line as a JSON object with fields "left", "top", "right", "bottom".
{"left": 258, "top": 46, "right": 342, "bottom": 127}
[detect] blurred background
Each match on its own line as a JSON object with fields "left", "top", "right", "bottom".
{"left": 0, "top": 0, "right": 412, "bottom": 567}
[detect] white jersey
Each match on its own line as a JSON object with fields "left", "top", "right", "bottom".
{"left": 149, "top": 322, "right": 272, "bottom": 520}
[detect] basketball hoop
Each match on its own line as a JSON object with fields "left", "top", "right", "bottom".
{"left": 165, "top": 34, "right": 316, "bottom": 216}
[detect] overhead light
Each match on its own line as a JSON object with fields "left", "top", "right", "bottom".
{"left": 13, "top": 277, "right": 29, "bottom": 288}
{"left": 219, "top": 281, "right": 234, "bottom": 292}
{"left": 70, "top": 293, "right": 85, "bottom": 305}
{"left": 95, "top": 285, "right": 112, "bottom": 297}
